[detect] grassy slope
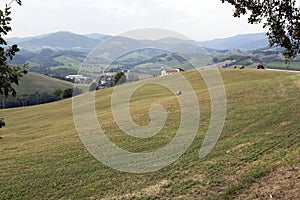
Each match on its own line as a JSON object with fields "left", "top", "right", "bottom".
{"left": 14, "top": 72, "right": 73, "bottom": 94}
{"left": 267, "top": 61, "right": 300, "bottom": 71}
{"left": 0, "top": 69, "right": 299, "bottom": 199}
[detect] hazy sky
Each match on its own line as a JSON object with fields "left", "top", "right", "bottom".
{"left": 6, "top": 0, "right": 267, "bottom": 41}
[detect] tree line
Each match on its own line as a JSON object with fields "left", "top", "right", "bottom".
{"left": 0, "top": 88, "right": 82, "bottom": 109}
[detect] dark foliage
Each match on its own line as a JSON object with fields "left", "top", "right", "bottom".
{"left": 0, "top": 1, "right": 27, "bottom": 97}
{"left": 0, "top": 87, "right": 83, "bottom": 109}
{"left": 0, "top": 0, "right": 27, "bottom": 129}
{"left": 221, "top": 0, "right": 300, "bottom": 62}
{"left": 0, "top": 92, "right": 61, "bottom": 109}
{"left": 114, "top": 72, "right": 127, "bottom": 86}
{"left": 62, "top": 88, "right": 83, "bottom": 99}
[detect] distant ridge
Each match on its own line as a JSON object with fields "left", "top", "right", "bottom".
{"left": 84, "top": 33, "right": 108, "bottom": 39}
{"left": 18, "top": 31, "right": 101, "bottom": 52}
{"left": 199, "top": 33, "right": 268, "bottom": 50}
{"left": 8, "top": 31, "right": 270, "bottom": 52}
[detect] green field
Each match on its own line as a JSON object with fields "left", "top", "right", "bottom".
{"left": 54, "top": 56, "right": 83, "bottom": 66}
{"left": 14, "top": 72, "right": 73, "bottom": 95}
{"left": 50, "top": 55, "right": 81, "bottom": 74}
{"left": 267, "top": 60, "right": 300, "bottom": 71}
{"left": 50, "top": 65, "right": 80, "bottom": 71}
{"left": 0, "top": 69, "right": 299, "bottom": 199}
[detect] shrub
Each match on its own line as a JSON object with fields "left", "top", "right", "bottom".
{"left": 62, "top": 88, "right": 83, "bottom": 99}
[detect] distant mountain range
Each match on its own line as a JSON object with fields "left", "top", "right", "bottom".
{"left": 199, "top": 33, "right": 269, "bottom": 50}
{"left": 8, "top": 32, "right": 108, "bottom": 52}
{"left": 8, "top": 31, "right": 282, "bottom": 79}
{"left": 21, "top": 32, "right": 99, "bottom": 51}
{"left": 8, "top": 31, "right": 269, "bottom": 52}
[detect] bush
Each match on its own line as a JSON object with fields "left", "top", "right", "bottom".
{"left": 52, "top": 88, "right": 64, "bottom": 97}
{"left": 62, "top": 88, "right": 83, "bottom": 99}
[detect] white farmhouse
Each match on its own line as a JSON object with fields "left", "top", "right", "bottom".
{"left": 65, "top": 75, "right": 89, "bottom": 84}
{"left": 161, "top": 68, "right": 185, "bottom": 76}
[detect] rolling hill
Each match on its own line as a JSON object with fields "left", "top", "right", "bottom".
{"left": 9, "top": 31, "right": 295, "bottom": 79}
{"left": 14, "top": 72, "right": 73, "bottom": 95}
{"left": 0, "top": 69, "right": 299, "bottom": 199}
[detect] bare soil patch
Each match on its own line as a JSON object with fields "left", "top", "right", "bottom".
{"left": 235, "top": 163, "right": 300, "bottom": 199}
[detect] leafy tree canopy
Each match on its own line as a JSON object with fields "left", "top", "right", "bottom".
{"left": 114, "top": 72, "right": 127, "bottom": 86}
{"left": 1, "top": 0, "right": 27, "bottom": 129}
{"left": 221, "top": 0, "right": 300, "bottom": 62}
{"left": 0, "top": 0, "right": 27, "bottom": 97}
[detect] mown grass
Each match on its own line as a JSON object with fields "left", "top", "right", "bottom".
{"left": 0, "top": 69, "right": 299, "bottom": 199}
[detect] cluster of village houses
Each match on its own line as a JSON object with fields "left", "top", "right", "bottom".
{"left": 65, "top": 75, "right": 90, "bottom": 84}
{"left": 65, "top": 64, "right": 266, "bottom": 86}
{"left": 65, "top": 68, "right": 185, "bottom": 86}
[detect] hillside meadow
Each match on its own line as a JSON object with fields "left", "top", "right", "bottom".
{"left": 0, "top": 69, "right": 299, "bottom": 199}
{"left": 14, "top": 72, "right": 73, "bottom": 95}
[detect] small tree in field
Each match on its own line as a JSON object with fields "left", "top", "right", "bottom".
{"left": 114, "top": 72, "right": 127, "bottom": 86}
